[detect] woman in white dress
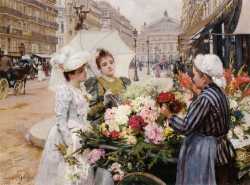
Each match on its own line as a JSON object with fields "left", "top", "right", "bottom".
{"left": 35, "top": 51, "right": 94, "bottom": 185}
{"left": 38, "top": 63, "right": 46, "bottom": 81}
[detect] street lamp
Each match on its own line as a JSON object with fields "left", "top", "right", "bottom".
{"left": 146, "top": 38, "right": 150, "bottom": 75}
{"left": 133, "top": 29, "right": 139, "bottom": 81}
{"left": 73, "top": 1, "right": 91, "bottom": 31}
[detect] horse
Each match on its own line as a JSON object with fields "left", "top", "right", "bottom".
{"left": 3, "top": 59, "right": 36, "bottom": 95}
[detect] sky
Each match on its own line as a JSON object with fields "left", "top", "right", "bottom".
{"left": 97, "top": 0, "right": 182, "bottom": 29}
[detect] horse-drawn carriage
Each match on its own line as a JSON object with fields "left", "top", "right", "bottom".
{"left": 0, "top": 56, "right": 35, "bottom": 99}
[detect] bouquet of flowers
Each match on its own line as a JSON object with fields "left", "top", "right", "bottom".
{"left": 156, "top": 91, "right": 186, "bottom": 115}
{"left": 224, "top": 67, "right": 250, "bottom": 140}
{"left": 77, "top": 95, "right": 182, "bottom": 180}
{"left": 58, "top": 79, "right": 184, "bottom": 183}
{"left": 122, "top": 78, "right": 173, "bottom": 100}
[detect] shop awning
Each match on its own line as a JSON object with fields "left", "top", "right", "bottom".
{"left": 181, "top": 0, "right": 233, "bottom": 38}
{"left": 33, "top": 54, "right": 51, "bottom": 58}
{"left": 233, "top": 0, "right": 250, "bottom": 35}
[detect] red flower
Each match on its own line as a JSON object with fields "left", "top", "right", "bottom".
{"left": 233, "top": 75, "right": 250, "bottom": 89}
{"left": 178, "top": 73, "right": 193, "bottom": 89}
{"left": 237, "top": 75, "right": 250, "bottom": 85}
{"left": 129, "top": 115, "right": 145, "bottom": 130}
{"left": 224, "top": 68, "right": 233, "bottom": 84}
{"left": 242, "top": 88, "right": 250, "bottom": 98}
{"left": 110, "top": 131, "right": 120, "bottom": 139}
{"left": 156, "top": 92, "right": 175, "bottom": 104}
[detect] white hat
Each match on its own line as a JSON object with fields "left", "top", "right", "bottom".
{"left": 194, "top": 54, "right": 226, "bottom": 88}
{"left": 51, "top": 45, "right": 74, "bottom": 65}
{"left": 63, "top": 51, "right": 91, "bottom": 72}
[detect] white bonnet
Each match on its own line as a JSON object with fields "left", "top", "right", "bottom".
{"left": 63, "top": 51, "right": 91, "bottom": 72}
{"left": 50, "top": 45, "right": 74, "bottom": 65}
{"left": 194, "top": 54, "right": 226, "bottom": 88}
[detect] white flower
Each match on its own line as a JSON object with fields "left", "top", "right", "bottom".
{"left": 229, "top": 99, "right": 238, "bottom": 110}
{"left": 114, "top": 105, "right": 131, "bottom": 126}
{"left": 65, "top": 166, "right": 80, "bottom": 183}
{"left": 131, "top": 96, "right": 155, "bottom": 112}
{"left": 152, "top": 78, "right": 173, "bottom": 93}
{"left": 104, "top": 105, "right": 131, "bottom": 131}
{"left": 227, "top": 130, "right": 233, "bottom": 139}
{"left": 234, "top": 126, "right": 245, "bottom": 138}
{"left": 110, "top": 162, "right": 122, "bottom": 172}
{"left": 234, "top": 90, "right": 242, "bottom": 99}
{"left": 231, "top": 116, "right": 236, "bottom": 123}
{"left": 108, "top": 121, "right": 120, "bottom": 132}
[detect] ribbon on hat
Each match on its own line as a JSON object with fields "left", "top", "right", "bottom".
{"left": 48, "top": 46, "right": 74, "bottom": 91}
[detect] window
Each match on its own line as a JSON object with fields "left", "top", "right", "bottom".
{"left": 13, "top": 0, "right": 17, "bottom": 10}
{"left": 61, "top": 22, "right": 64, "bottom": 33}
{"left": 28, "top": 7, "right": 32, "bottom": 16}
{"left": 170, "top": 44, "right": 173, "bottom": 52}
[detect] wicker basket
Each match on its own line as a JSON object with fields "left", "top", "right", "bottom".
{"left": 118, "top": 172, "right": 166, "bottom": 185}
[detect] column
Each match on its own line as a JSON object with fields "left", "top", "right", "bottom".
{"left": 235, "top": 35, "right": 243, "bottom": 71}
{"left": 209, "top": 29, "right": 213, "bottom": 54}
{"left": 245, "top": 35, "right": 250, "bottom": 74}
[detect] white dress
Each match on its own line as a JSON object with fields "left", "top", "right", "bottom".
{"left": 35, "top": 84, "right": 94, "bottom": 185}
{"left": 38, "top": 65, "right": 46, "bottom": 81}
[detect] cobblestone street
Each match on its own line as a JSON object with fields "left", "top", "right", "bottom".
{"left": 0, "top": 80, "right": 54, "bottom": 185}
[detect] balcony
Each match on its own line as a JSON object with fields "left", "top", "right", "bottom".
{"left": 31, "top": 32, "right": 58, "bottom": 44}
{"left": 0, "top": 26, "right": 8, "bottom": 34}
{"left": 0, "top": 26, "right": 22, "bottom": 36}
{"left": 0, "top": 26, "right": 57, "bottom": 45}
{"left": 0, "top": 7, "right": 58, "bottom": 29}
{"left": 23, "top": 0, "right": 57, "bottom": 14}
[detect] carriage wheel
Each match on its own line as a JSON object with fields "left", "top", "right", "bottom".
{"left": 118, "top": 172, "right": 166, "bottom": 185}
{"left": 0, "top": 79, "right": 9, "bottom": 100}
{"left": 14, "top": 80, "right": 24, "bottom": 95}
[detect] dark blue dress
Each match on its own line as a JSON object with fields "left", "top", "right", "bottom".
{"left": 169, "top": 83, "right": 235, "bottom": 185}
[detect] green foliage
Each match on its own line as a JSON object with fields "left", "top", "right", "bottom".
{"left": 69, "top": 127, "right": 181, "bottom": 174}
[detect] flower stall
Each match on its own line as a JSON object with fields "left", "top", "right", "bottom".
{"left": 57, "top": 71, "right": 250, "bottom": 184}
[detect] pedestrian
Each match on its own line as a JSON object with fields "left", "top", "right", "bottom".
{"left": 161, "top": 54, "right": 236, "bottom": 185}
{"left": 37, "top": 63, "right": 46, "bottom": 81}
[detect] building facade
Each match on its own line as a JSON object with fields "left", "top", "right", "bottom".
{"left": 64, "top": 0, "right": 102, "bottom": 44}
{"left": 0, "top": 0, "right": 58, "bottom": 58}
{"left": 97, "top": 1, "right": 134, "bottom": 48}
{"left": 137, "top": 11, "right": 181, "bottom": 65}
{"left": 56, "top": 0, "right": 66, "bottom": 50}
{"left": 181, "top": 0, "right": 226, "bottom": 32}
{"left": 180, "top": 0, "right": 250, "bottom": 73}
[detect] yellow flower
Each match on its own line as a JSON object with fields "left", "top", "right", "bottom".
{"left": 124, "top": 135, "right": 137, "bottom": 145}
{"left": 120, "top": 128, "right": 128, "bottom": 138}
{"left": 99, "top": 123, "right": 107, "bottom": 132}
{"left": 164, "top": 127, "right": 174, "bottom": 138}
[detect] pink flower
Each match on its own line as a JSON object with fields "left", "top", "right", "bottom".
{"left": 87, "top": 149, "right": 105, "bottom": 164}
{"left": 113, "top": 174, "right": 124, "bottom": 181}
{"left": 139, "top": 107, "right": 159, "bottom": 124}
{"left": 144, "top": 123, "right": 165, "bottom": 144}
{"left": 104, "top": 108, "right": 116, "bottom": 122}
{"left": 110, "top": 162, "right": 122, "bottom": 172}
{"left": 110, "top": 163, "right": 125, "bottom": 182}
